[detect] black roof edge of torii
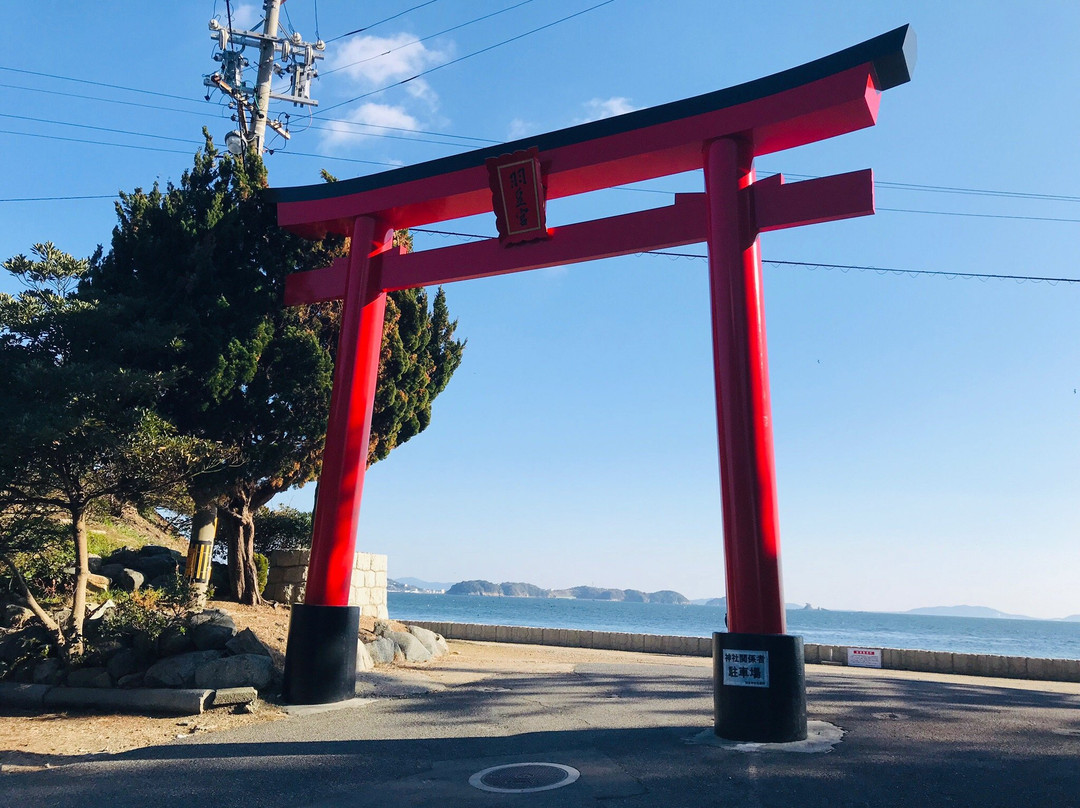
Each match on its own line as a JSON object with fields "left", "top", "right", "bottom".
{"left": 268, "top": 25, "right": 915, "bottom": 205}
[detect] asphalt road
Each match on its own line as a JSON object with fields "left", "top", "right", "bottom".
{"left": 7, "top": 652, "right": 1080, "bottom": 807}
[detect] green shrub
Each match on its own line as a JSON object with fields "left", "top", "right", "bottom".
{"left": 254, "top": 552, "right": 269, "bottom": 594}
{"left": 253, "top": 506, "right": 312, "bottom": 556}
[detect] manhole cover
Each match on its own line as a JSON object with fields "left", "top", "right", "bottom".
{"left": 469, "top": 762, "right": 580, "bottom": 793}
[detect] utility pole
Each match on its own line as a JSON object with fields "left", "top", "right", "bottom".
{"left": 204, "top": 0, "right": 325, "bottom": 155}
{"left": 251, "top": 0, "right": 283, "bottom": 155}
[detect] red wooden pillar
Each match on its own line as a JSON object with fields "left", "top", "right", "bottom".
{"left": 306, "top": 217, "right": 390, "bottom": 606}
{"left": 283, "top": 216, "right": 391, "bottom": 705}
{"left": 704, "top": 137, "right": 786, "bottom": 636}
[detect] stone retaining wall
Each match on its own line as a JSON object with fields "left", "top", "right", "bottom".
{"left": 410, "top": 621, "right": 1080, "bottom": 683}
{"left": 264, "top": 550, "right": 388, "bottom": 619}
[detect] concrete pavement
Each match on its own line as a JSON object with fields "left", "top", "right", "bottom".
{"left": 6, "top": 642, "right": 1080, "bottom": 807}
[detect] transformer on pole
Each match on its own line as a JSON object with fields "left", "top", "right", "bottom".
{"left": 204, "top": 0, "right": 325, "bottom": 154}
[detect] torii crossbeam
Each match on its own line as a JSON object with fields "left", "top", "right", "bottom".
{"left": 264, "top": 25, "right": 915, "bottom": 741}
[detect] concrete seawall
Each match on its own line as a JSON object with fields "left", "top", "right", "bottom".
{"left": 410, "top": 621, "right": 1080, "bottom": 683}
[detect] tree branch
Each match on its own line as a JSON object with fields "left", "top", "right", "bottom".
{"left": 0, "top": 553, "right": 65, "bottom": 646}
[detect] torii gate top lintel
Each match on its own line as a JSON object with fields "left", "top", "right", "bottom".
{"left": 269, "top": 25, "right": 914, "bottom": 238}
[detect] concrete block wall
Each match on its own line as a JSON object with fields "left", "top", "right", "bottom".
{"left": 264, "top": 549, "right": 388, "bottom": 619}
{"left": 409, "top": 621, "right": 1080, "bottom": 684}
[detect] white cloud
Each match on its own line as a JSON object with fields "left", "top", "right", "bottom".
{"left": 320, "top": 103, "right": 421, "bottom": 149}
{"left": 229, "top": 2, "right": 261, "bottom": 30}
{"left": 326, "top": 34, "right": 448, "bottom": 87}
{"left": 577, "top": 96, "right": 639, "bottom": 123}
{"left": 507, "top": 118, "right": 535, "bottom": 140}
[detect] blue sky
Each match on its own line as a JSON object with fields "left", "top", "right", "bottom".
{"left": 2, "top": 2, "right": 1078, "bottom": 618}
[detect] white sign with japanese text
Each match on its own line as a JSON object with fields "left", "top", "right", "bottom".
{"left": 721, "top": 649, "right": 770, "bottom": 688}
{"left": 847, "top": 647, "right": 883, "bottom": 668}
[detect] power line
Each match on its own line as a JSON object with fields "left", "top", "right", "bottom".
{"left": 326, "top": 1, "right": 442, "bottom": 43}
{"left": 0, "top": 64, "right": 202, "bottom": 105}
{"left": 877, "top": 207, "right": 1080, "bottom": 224}
{"left": 323, "top": 0, "right": 536, "bottom": 77}
{"left": 641, "top": 252, "right": 1080, "bottom": 285}
{"left": 0, "top": 128, "right": 197, "bottom": 156}
{"left": 0, "top": 111, "right": 205, "bottom": 146}
{"left": 317, "top": 0, "right": 616, "bottom": 115}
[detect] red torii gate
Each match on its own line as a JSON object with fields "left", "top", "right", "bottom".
{"left": 267, "top": 26, "right": 915, "bottom": 741}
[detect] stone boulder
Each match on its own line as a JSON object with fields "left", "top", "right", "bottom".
{"left": 157, "top": 624, "right": 195, "bottom": 656}
{"left": 385, "top": 630, "right": 432, "bottom": 663}
{"left": 86, "top": 573, "right": 111, "bottom": 595}
{"left": 32, "top": 658, "right": 66, "bottom": 685}
{"left": 365, "top": 637, "right": 398, "bottom": 665}
{"left": 3, "top": 605, "right": 34, "bottom": 630}
{"left": 408, "top": 625, "right": 449, "bottom": 658}
{"left": 66, "top": 666, "right": 112, "bottom": 688}
{"left": 356, "top": 639, "right": 374, "bottom": 672}
{"left": 189, "top": 609, "right": 237, "bottom": 651}
{"left": 144, "top": 650, "right": 223, "bottom": 688}
{"left": 101, "top": 565, "right": 144, "bottom": 592}
{"left": 194, "top": 654, "right": 275, "bottom": 691}
{"left": 105, "top": 648, "right": 145, "bottom": 681}
{"left": 225, "top": 628, "right": 272, "bottom": 657}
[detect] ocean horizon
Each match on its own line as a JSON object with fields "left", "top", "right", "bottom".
{"left": 387, "top": 592, "right": 1080, "bottom": 661}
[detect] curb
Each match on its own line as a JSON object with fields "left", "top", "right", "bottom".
{"left": 410, "top": 621, "right": 1080, "bottom": 684}
{"left": 0, "top": 683, "right": 214, "bottom": 715}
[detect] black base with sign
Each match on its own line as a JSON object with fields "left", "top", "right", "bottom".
{"left": 282, "top": 604, "right": 360, "bottom": 705}
{"left": 713, "top": 632, "right": 807, "bottom": 742}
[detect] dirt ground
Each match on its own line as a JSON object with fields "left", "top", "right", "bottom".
{"left": 0, "top": 603, "right": 708, "bottom": 773}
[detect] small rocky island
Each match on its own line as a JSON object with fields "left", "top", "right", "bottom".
{"left": 445, "top": 580, "right": 690, "bottom": 604}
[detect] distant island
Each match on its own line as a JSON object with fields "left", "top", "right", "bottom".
{"left": 905, "top": 605, "right": 1034, "bottom": 620}
{"left": 444, "top": 580, "right": 690, "bottom": 604}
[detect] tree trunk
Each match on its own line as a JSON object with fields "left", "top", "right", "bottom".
{"left": 220, "top": 497, "right": 263, "bottom": 606}
{"left": 70, "top": 504, "right": 90, "bottom": 655}
{"left": 184, "top": 487, "right": 219, "bottom": 606}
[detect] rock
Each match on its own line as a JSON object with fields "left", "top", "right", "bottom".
{"left": 3, "top": 605, "right": 34, "bottom": 630}
{"left": 407, "top": 626, "right": 447, "bottom": 658}
{"left": 52, "top": 608, "right": 72, "bottom": 628}
{"left": 211, "top": 686, "right": 258, "bottom": 707}
{"left": 66, "top": 666, "right": 112, "bottom": 688}
{"left": 137, "top": 545, "right": 174, "bottom": 557}
{"left": 86, "top": 573, "right": 111, "bottom": 595}
{"left": 194, "top": 654, "right": 275, "bottom": 691}
{"left": 133, "top": 555, "right": 178, "bottom": 581}
{"left": 144, "top": 650, "right": 223, "bottom": 688}
{"left": 148, "top": 574, "right": 179, "bottom": 590}
{"left": 373, "top": 619, "right": 392, "bottom": 636}
{"left": 365, "top": 637, "right": 397, "bottom": 665}
{"left": 86, "top": 599, "right": 115, "bottom": 623}
{"left": 356, "top": 639, "right": 374, "bottom": 672}
{"left": 0, "top": 625, "right": 52, "bottom": 665}
{"left": 32, "top": 658, "right": 65, "bottom": 685}
{"left": 225, "top": 628, "right": 272, "bottom": 658}
{"left": 87, "top": 639, "right": 126, "bottom": 666}
{"left": 116, "top": 671, "right": 145, "bottom": 689}
{"left": 108, "top": 567, "right": 145, "bottom": 592}
{"left": 106, "top": 648, "right": 144, "bottom": 681}
{"left": 189, "top": 609, "right": 237, "bottom": 651}
{"left": 157, "top": 624, "right": 194, "bottom": 656}
{"left": 385, "top": 630, "right": 432, "bottom": 663}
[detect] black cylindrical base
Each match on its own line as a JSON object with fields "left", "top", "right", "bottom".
{"left": 713, "top": 632, "right": 807, "bottom": 742}
{"left": 283, "top": 604, "right": 360, "bottom": 705}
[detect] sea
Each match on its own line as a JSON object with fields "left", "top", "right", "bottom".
{"left": 388, "top": 592, "right": 1080, "bottom": 661}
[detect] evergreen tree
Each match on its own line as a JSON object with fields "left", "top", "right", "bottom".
{"left": 0, "top": 244, "right": 209, "bottom": 653}
{"left": 85, "top": 137, "right": 464, "bottom": 603}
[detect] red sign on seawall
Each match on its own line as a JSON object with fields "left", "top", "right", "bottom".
{"left": 847, "top": 647, "right": 883, "bottom": 668}
{"left": 486, "top": 147, "right": 550, "bottom": 245}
